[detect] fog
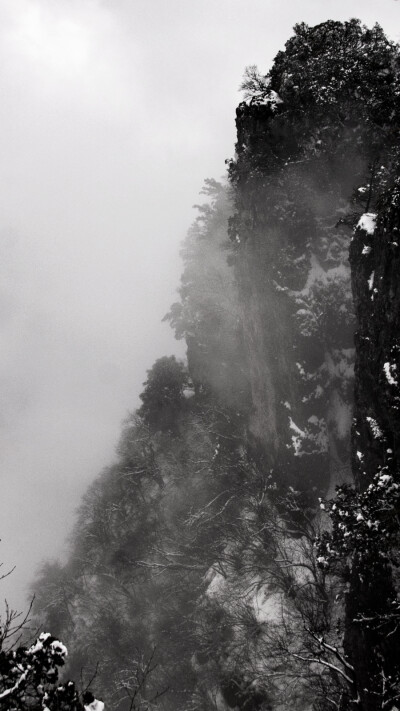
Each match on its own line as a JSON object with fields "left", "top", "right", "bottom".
{"left": 0, "top": 0, "right": 398, "bottom": 612}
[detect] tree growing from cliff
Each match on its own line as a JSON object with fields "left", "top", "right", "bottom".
{"left": 138, "top": 356, "right": 189, "bottom": 433}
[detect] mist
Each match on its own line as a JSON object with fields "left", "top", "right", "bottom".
{"left": 0, "top": 0, "right": 398, "bottom": 614}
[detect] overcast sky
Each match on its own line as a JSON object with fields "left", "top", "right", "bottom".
{"left": 0, "top": 0, "right": 398, "bottom": 612}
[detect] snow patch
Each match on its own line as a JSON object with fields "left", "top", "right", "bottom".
{"left": 289, "top": 417, "right": 306, "bottom": 456}
{"left": 298, "top": 254, "right": 349, "bottom": 297}
{"left": 316, "top": 555, "right": 329, "bottom": 568}
{"left": 357, "top": 213, "right": 377, "bottom": 235}
{"left": 366, "top": 416, "right": 383, "bottom": 439}
{"left": 247, "top": 89, "right": 283, "bottom": 110}
{"left": 384, "top": 362, "right": 398, "bottom": 386}
{"left": 368, "top": 271, "right": 374, "bottom": 290}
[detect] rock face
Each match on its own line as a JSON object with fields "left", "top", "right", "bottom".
{"left": 232, "top": 97, "right": 356, "bottom": 497}
{"left": 351, "top": 200, "right": 400, "bottom": 485}
{"left": 229, "top": 18, "right": 400, "bottom": 500}
{"left": 228, "top": 21, "right": 400, "bottom": 710}
{"left": 345, "top": 179, "right": 400, "bottom": 710}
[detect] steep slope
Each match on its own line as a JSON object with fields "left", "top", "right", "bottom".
{"left": 226, "top": 21, "right": 400, "bottom": 710}
{"left": 229, "top": 20, "right": 399, "bottom": 499}
{"left": 345, "top": 161, "right": 400, "bottom": 709}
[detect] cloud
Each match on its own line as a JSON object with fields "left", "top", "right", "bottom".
{"left": 0, "top": 0, "right": 140, "bottom": 122}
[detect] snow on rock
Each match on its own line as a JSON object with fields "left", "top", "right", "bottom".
{"left": 265, "top": 90, "right": 283, "bottom": 108}
{"left": 366, "top": 416, "right": 383, "bottom": 439}
{"left": 288, "top": 414, "right": 328, "bottom": 457}
{"left": 368, "top": 271, "right": 375, "bottom": 291}
{"left": 247, "top": 89, "right": 283, "bottom": 110}
{"left": 316, "top": 555, "right": 329, "bottom": 568}
{"left": 296, "top": 254, "right": 349, "bottom": 297}
{"left": 357, "top": 213, "right": 377, "bottom": 235}
{"left": 384, "top": 362, "right": 398, "bottom": 386}
{"left": 289, "top": 254, "right": 352, "bottom": 338}
{"left": 296, "top": 362, "right": 305, "bottom": 377}
{"left": 302, "top": 384, "right": 324, "bottom": 403}
{"left": 289, "top": 417, "right": 306, "bottom": 456}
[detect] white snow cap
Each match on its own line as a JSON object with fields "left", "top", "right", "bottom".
{"left": 357, "top": 213, "right": 377, "bottom": 235}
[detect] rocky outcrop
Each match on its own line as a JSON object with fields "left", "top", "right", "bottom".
{"left": 231, "top": 97, "right": 356, "bottom": 499}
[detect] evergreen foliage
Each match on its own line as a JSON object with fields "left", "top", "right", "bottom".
{"left": 0, "top": 624, "right": 102, "bottom": 711}
{"left": 138, "top": 356, "right": 189, "bottom": 432}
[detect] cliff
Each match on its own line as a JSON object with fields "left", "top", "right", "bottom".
{"left": 342, "top": 167, "right": 400, "bottom": 709}
{"left": 29, "top": 20, "right": 400, "bottom": 711}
